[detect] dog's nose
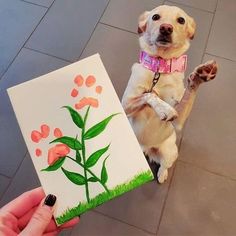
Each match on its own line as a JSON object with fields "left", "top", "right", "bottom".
{"left": 160, "top": 24, "right": 173, "bottom": 35}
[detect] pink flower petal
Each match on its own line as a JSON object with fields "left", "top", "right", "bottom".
{"left": 75, "top": 97, "right": 99, "bottom": 110}
{"left": 74, "top": 75, "right": 84, "bottom": 87}
{"left": 47, "top": 144, "right": 70, "bottom": 166}
{"left": 75, "top": 97, "right": 88, "bottom": 110}
{"left": 71, "top": 88, "right": 78, "bottom": 97}
{"left": 35, "top": 148, "right": 42, "bottom": 157}
{"left": 55, "top": 144, "right": 70, "bottom": 156}
{"left": 48, "top": 147, "right": 59, "bottom": 165}
{"left": 85, "top": 75, "right": 96, "bottom": 87}
{"left": 88, "top": 97, "right": 99, "bottom": 108}
{"left": 54, "top": 128, "right": 63, "bottom": 138}
{"left": 31, "top": 130, "right": 42, "bottom": 143}
{"left": 41, "top": 124, "right": 50, "bottom": 138}
{"left": 95, "top": 85, "right": 102, "bottom": 94}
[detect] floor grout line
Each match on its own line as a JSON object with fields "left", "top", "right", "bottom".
{"left": 214, "top": 0, "right": 219, "bottom": 12}
{"left": 0, "top": 173, "right": 11, "bottom": 180}
{"left": 166, "top": 0, "right": 214, "bottom": 14}
{"left": 0, "top": 0, "right": 55, "bottom": 82}
{"left": 154, "top": 125, "right": 187, "bottom": 234}
{"left": 0, "top": 151, "right": 28, "bottom": 202}
{"left": 200, "top": 0, "right": 218, "bottom": 63}
{"left": 78, "top": 0, "right": 111, "bottom": 59}
{"left": 178, "top": 159, "right": 236, "bottom": 181}
{"left": 20, "top": 0, "right": 48, "bottom": 9}
{"left": 24, "top": 47, "right": 73, "bottom": 63}
{"left": 155, "top": 163, "right": 177, "bottom": 235}
{"left": 99, "top": 22, "right": 137, "bottom": 35}
{"left": 204, "top": 52, "right": 236, "bottom": 63}
{"left": 93, "top": 210, "right": 156, "bottom": 235}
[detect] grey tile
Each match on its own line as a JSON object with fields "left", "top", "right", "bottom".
{"left": 179, "top": 54, "right": 236, "bottom": 179}
{"left": 100, "top": 0, "right": 164, "bottom": 33}
{"left": 95, "top": 167, "right": 175, "bottom": 233}
{"left": 81, "top": 24, "right": 139, "bottom": 99}
{"left": 26, "top": 0, "right": 109, "bottom": 61}
{"left": 71, "top": 211, "right": 152, "bottom": 236}
{"left": 59, "top": 228, "right": 73, "bottom": 236}
{"left": 168, "top": 0, "right": 217, "bottom": 12}
{"left": 0, "top": 108, "right": 27, "bottom": 178}
{"left": 165, "top": 1, "right": 214, "bottom": 75}
{"left": 22, "top": 0, "right": 54, "bottom": 8}
{"left": 0, "top": 154, "right": 40, "bottom": 207}
{"left": 158, "top": 162, "right": 236, "bottom": 236}
{"left": 206, "top": 0, "right": 236, "bottom": 61}
{"left": 0, "top": 0, "right": 46, "bottom": 78}
{"left": 0, "top": 175, "right": 10, "bottom": 199}
{"left": 0, "top": 48, "right": 69, "bottom": 177}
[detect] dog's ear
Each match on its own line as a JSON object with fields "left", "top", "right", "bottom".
{"left": 187, "top": 16, "right": 196, "bottom": 40}
{"left": 138, "top": 11, "right": 150, "bottom": 34}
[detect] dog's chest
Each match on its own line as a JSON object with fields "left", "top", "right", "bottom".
{"left": 147, "top": 72, "right": 185, "bottom": 103}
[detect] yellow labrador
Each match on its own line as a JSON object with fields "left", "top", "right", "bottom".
{"left": 122, "top": 5, "right": 218, "bottom": 183}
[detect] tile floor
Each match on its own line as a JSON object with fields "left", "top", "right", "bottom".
{"left": 0, "top": 0, "right": 235, "bottom": 235}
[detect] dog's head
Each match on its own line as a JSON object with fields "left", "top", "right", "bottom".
{"left": 138, "top": 5, "right": 196, "bottom": 58}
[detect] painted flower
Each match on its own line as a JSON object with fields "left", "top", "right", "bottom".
{"left": 47, "top": 144, "right": 70, "bottom": 165}
{"left": 71, "top": 74, "right": 103, "bottom": 110}
{"left": 31, "top": 124, "right": 64, "bottom": 158}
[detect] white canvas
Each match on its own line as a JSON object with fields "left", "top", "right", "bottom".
{"left": 7, "top": 54, "right": 153, "bottom": 225}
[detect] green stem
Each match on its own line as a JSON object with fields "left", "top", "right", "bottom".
{"left": 66, "top": 155, "right": 109, "bottom": 193}
{"left": 82, "top": 106, "right": 91, "bottom": 203}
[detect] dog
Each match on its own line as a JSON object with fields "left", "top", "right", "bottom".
{"left": 122, "top": 5, "right": 218, "bottom": 183}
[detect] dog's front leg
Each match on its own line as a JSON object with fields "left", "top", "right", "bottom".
{"left": 141, "top": 92, "right": 178, "bottom": 121}
{"left": 123, "top": 92, "right": 177, "bottom": 121}
{"left": 173, "top": 60, "right": 218, "bottom": 131}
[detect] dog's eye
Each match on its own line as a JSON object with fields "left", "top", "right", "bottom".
{"left": 177, "top": 17, "right": 185, "bottom": 24}
{"left": 152, "top": 14, "right": 160, "bottom": 21}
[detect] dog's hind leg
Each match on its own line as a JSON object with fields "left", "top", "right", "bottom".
{"left": 173, "top": 60, "right": 218, "bottom": 131}
{"left": 157, "top": 132, "right": 178, "bottom": 183}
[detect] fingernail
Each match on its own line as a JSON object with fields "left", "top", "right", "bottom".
{"left": 44, "top": 194, "right": 57, "bottom": 207}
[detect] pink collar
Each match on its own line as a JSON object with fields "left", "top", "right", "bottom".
{"left": 139, "top": 51, "right": 187, "bottom": 73}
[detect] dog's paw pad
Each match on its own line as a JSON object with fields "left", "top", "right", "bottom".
{"left": 195, "top": 60, "right": 218, "bottom": 82}
{"left": 188, "top": 60, "right": 218, "bottom": 89}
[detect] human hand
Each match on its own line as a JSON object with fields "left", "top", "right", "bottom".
{"left": 0, "top": 187, "right": 79, "bottom": 235}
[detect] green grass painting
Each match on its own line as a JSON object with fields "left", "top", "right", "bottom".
{"left": 41, "top": 105, "right": 120, "bottom": 203}
{"left": 56, "top": 170, "right": 153, "bottom": 225}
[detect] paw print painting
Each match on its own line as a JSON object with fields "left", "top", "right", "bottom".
{"left": 31, "top": 124, "right": 69, "bottom": 166}
{"left": 8, "top": 54, "right": 153, "bottom": 226}
{"left": 29, "top": 73, "right": 119, "bottom": 207}
{"left": 71, "top": 75, "right": 103, "bottom": 110}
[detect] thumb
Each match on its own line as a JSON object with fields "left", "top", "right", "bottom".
{"left": 20, "top": 194, "right": 57, "bottom": 236}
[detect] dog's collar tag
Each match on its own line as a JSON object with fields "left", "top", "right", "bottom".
{"left": 139, "top": 51, "right": 187, "bottom": 73}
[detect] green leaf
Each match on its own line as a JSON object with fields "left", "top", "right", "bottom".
{"left": 61, "top": 167, "right": 86, "bottom": 185}
{"left": 76, "top": 150, "right": 81, "bottom": 163}
{"left": 50, "top": 136, "right": 82, "bottom": 150}
{"left": 101, "top": 156, "right": 109, "bottom": 184}
{"left": 41, "top": 157, "right": 66, "bottom": 172}
{"left": 88, "top": 177, "right": 98, "bottom": 182}
{"left": 85, "top": 144, "right": 110, "bottom": 168}
{"left": 84, "top": 113, "right": 120, "bottom": 140}
{"left": 63, "top": 106, "right": 84, "bottom": 129}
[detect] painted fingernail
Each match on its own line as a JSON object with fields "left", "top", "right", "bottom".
{"left": 44, "top": 194, "right": 57, "bottom": 207}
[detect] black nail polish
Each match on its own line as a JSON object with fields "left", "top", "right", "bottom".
{"left": 44, "top": 194, "right": 57, "bottom": 207}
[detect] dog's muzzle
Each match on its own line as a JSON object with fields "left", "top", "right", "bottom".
{"left": 156, "top": 23, "right": 173, "bottom": 45}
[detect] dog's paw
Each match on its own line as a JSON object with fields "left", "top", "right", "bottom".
{"left": 159, "top": 106, "right": 178, "bottom": 122}
{"left": 157, "top": 168, "right": 168, "bottom": 184}
{"left": 188, "top": 60, "right": 218, "bottom": 89}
